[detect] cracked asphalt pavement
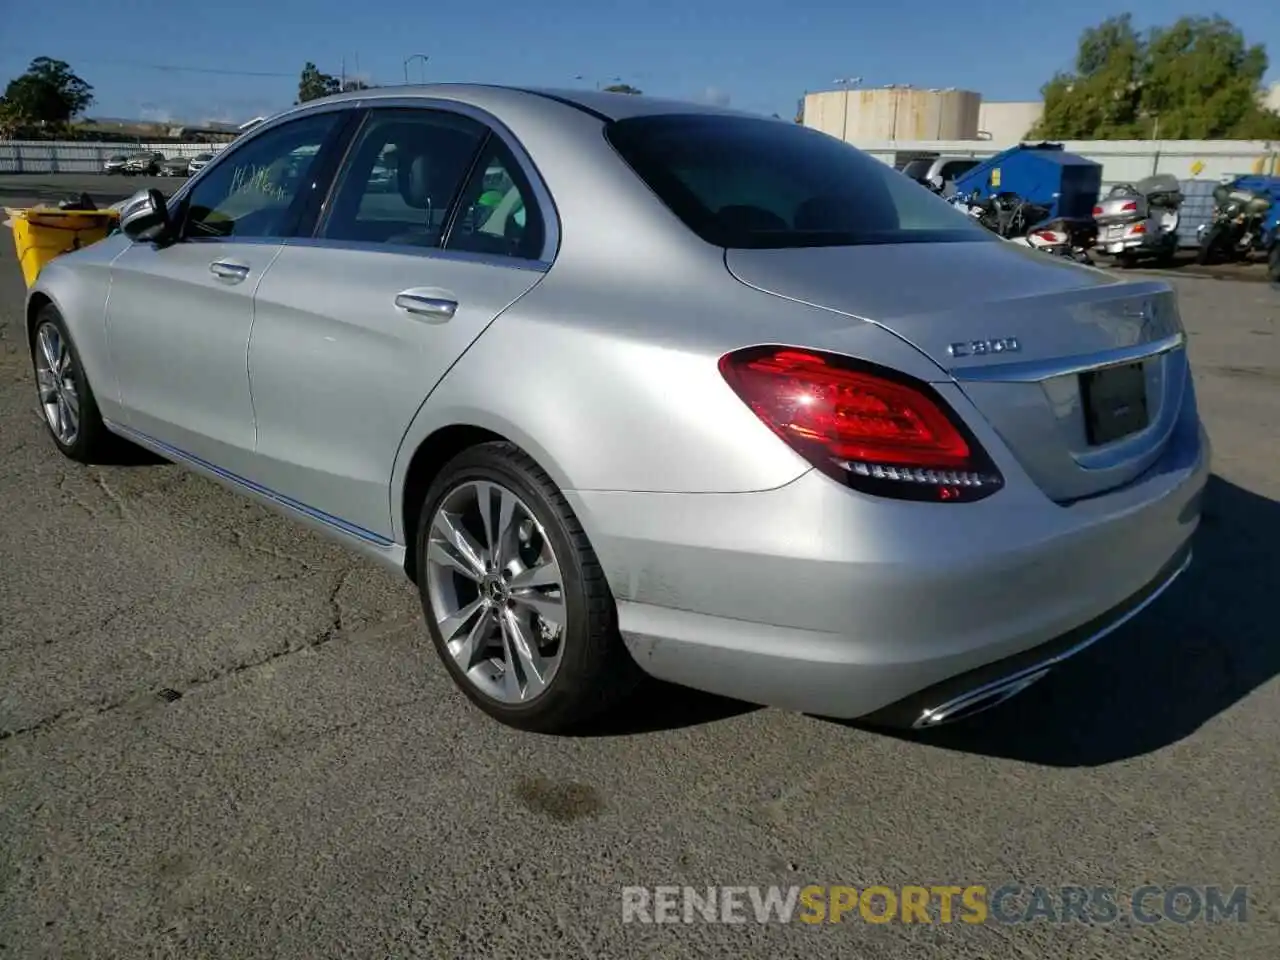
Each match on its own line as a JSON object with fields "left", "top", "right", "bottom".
{"left": 2, "top": 175, "right": 1280, "bottom": 958}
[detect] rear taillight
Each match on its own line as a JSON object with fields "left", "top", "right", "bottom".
{"left": 1092, "top": 205, "right": 1103, "bottom": 217}
{"left": 719, "top": 346, "right": 1003, "bottom": 502}
{"left": 1034, "top": 229, "right": 1065, "bottom": 243}
{"left": 1121, "top": 201, "right": 1138, "bottom": 212}
{"left": 1129, "top": 222, "right": 1147, "bottom": 235}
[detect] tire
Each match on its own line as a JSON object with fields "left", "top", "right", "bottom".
{"left": 30, "top": 305, "right": 120, "bottom": 463}
{"left": 1197, "top": 224, "right": 1225, "bottom": 265}
{"left": 415, "top": 441, "right": 642, "bottom": 732}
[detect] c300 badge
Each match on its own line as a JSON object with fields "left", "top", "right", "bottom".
{"left": 947, "top": 337, "right": 1021, "bottom": 358}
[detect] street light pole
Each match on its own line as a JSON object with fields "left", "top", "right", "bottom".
{"left": 833, "top": 77, "right": 861, "bottom": 142}
{"left": 403, "top": 54, "right": 429, "bottom": 85}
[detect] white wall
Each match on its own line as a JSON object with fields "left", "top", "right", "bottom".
{"left": 3, "top": 134, "right": 1278, "bottom": 191}
{"left": 0, "top": 141, "right": 227, "bottom": 174}
{"left": 854, "top": 138, "right": 1280, "bottom": 189}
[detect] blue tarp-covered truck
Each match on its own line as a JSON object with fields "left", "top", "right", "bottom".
{"left": 951, "top": 142, "right": 1103, "bottom": 221}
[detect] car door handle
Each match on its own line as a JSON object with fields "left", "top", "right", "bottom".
{"left": 209, "top": 259, "right": 251, "bottom": 282}
{"left": 394, "top": 291, "right": 457, "bottom": 321}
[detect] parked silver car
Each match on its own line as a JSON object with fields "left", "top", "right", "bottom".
{"left": 186, "top": 151, "right": 215, "bottom": 176}
{"left": 122, "top": 151, "right": 164, "bottom": 175}
{"left": 159, "top": 155, "right": 192, "bottom": 177}
{"left": 25, "top": 86, "right": 1208, "bottom": 733}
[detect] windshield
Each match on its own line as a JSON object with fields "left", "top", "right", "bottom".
{"left": 605, "top": 114, "right": 993, "bottom": 249}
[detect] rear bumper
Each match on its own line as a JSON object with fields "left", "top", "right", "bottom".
{"left": 566, "top": 407, "right": 1209, "bottom": 723}
{"left": 862, "top": 541, "right": 1192, "bottom": 728}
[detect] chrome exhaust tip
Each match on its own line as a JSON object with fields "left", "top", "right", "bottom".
{"left": 912, "top": 667, "right": 1052, "bottom": 730}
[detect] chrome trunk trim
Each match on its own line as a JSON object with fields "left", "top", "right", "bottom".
{"left": 949, "top": 331, "right": 1186, "bottom": 384}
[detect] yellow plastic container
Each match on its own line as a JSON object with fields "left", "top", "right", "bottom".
{"left": 9, "top": 207, "right": 120, "bottom": 289}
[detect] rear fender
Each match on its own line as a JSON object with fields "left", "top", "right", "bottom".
{"left": 387, "top": 261, "right": 955, "bottom": 546}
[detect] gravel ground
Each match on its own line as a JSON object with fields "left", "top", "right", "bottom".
{"left": 1, "top": 174, "right": 1279, "bottom": 959}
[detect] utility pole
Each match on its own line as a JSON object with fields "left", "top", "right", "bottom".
{"left": 1150, "top": 112, "right": 1161, "bottom": 175}
{"left": 833, "top": 77, "right": 861, "bottom": 142}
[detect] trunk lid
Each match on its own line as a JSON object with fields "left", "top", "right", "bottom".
{"left": 725, "top": 241, "right": 1188, "bottom": 503}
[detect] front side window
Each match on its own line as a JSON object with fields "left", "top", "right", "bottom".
{"left": 181, "top": 111, "right": 342, "bottom": 240}
{"left": 607, "top": 115, "right": 994, "bottom": 249}
{"left": 321, "top": 109, "right": 486, "bottom": 247}
{"left": 445, "top": 139, "right": 545, "bottom": 260}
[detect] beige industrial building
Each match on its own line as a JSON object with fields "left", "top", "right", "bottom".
{"left": 802, "top": 87, "right": 982, "bottom": 141}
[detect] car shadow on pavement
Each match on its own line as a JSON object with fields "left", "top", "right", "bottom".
{"left": 95, "top": 442, "right": 167, "bottom": 467}
{"left": 570, "top": 679, "right": 761, "bottom": 737}
{"left": 846, "top": 473, "right": 1280, "bottom": 766}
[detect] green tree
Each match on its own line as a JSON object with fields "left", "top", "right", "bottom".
{"left": 0, "top": 57, "right": 93, "bottom": 131}
{"left": 297, "top": 62, "right": 340, "bottom": 103}
{"left": 0, "top": 99, "right": 22, "bottom": 137}
{"left": 602, "top": 83, "right": 642, "bottom": 95}
{"left": 1032, "top": 15, "right": 1280, "bottom": 140}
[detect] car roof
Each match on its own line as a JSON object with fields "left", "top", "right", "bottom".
{"left": 271, "top": 82, "right": 755, "bottom": 127}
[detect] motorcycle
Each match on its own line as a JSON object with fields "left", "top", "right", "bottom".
{"left": 1196, "top": 182, "right": 1274, "bottom": 265}
{"left": 1014, "top": 217, "right": 1097, "bottom": 264}
{"left": 1092, "top": 174, "right": 1182, "bottom": 266}
{"left": 938, "top": 182, "right": 1094, "bottom": 262}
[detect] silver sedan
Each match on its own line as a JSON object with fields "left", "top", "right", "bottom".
{"left": 24, "top": 85, "right": 1209, "bottom": 733}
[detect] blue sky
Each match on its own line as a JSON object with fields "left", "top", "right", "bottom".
{"left": 1, "top": 0, "right": 1277, "bottom": 124}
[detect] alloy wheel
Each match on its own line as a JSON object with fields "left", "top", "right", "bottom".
{"left": 424, "top": 480, "right": 566, "bottom": 704}
{"left": 34, "top": 323, "right": 80, "bottom": 447}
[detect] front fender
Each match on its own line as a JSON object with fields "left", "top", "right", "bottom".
{"left": 27, "top": 239, "right": 128, "bottom": 420}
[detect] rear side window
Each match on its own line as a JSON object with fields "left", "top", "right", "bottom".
{"left": 321, "top": 109, "right": 486, "bottom": 248}
{"left": 445, "top": 138, "right": 546, "bottom": 261}
{"left": 606, "top": 115, "right": 993, "bottom": 249}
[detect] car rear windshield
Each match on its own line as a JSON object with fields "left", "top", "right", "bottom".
{"left": 605, "top": 114, "right": 994, "bottom": 249}
{"left": 899, "top": 158, "right": 934, "bottom": 180}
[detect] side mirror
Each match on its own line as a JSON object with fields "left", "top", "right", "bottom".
{"left": 119, "top": 188, "right": 173, "bottom": 243}
{"left": 928, "top": 174, "right": 945, "bottom": 192}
